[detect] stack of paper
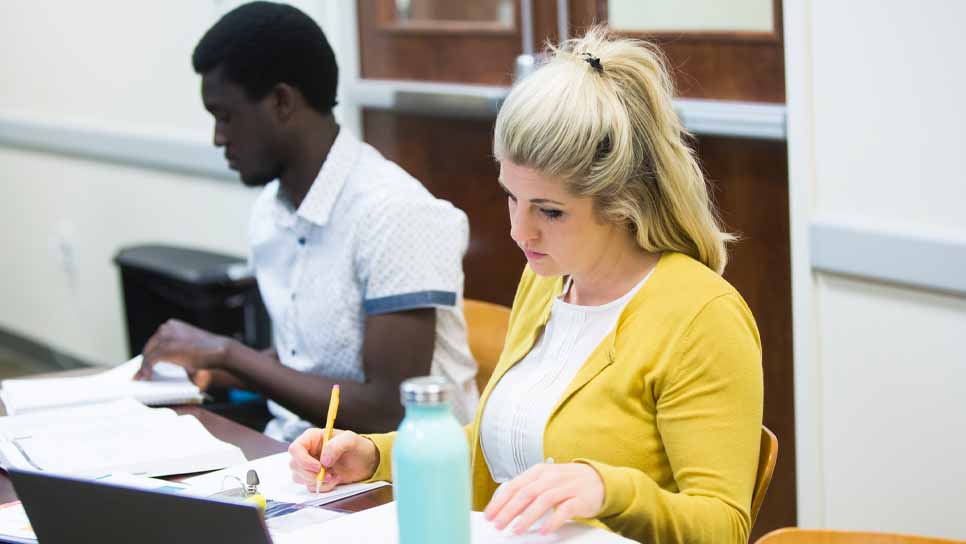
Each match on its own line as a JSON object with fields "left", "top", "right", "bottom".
{"left": 0, "top": 398, "right": 246, "bottom": 477}
{"left": 0, "top": 357, "right": 203, "bottom": 415}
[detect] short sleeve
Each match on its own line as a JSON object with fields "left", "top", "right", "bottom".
{"left": 356, "top": 197, "right": 469, "bottom": 315}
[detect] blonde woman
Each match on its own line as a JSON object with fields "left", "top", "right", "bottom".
{"left": 289, "top": 27, "right": 763, "bottom": 543}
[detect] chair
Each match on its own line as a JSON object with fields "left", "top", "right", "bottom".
{"left": 462, "top": 299, "right": 512, "bottom": 393}
{"left": 755, "top": 528, "right": 962, "bottom": 544}
{"left": 752, "top": 425, "right": 779, "bottom": 528}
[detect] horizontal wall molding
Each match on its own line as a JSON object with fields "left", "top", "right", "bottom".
{"left": 0, "top": 115, "right": 235, "bottom": 181}
{"left": 811, "top": 220, "right": 966, "bottom": 295}
{"left": 350, "top": 79, "right": 506, "bottom": 120}
{"left": 350, "top": 79, "right": 788, "bottom": 140}
{"left": 674, "top": 98, "right": 787, "bottom": 140}
{"left": 0, "top": 89, "right": 786, "bottom": 175}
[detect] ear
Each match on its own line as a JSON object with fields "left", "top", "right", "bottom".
{"left": 269, "top": 83, "right": 299, "bottom": 123}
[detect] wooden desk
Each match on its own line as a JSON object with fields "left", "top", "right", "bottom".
{"left": 0, "top": 405, "right": 392, "bottom": 513}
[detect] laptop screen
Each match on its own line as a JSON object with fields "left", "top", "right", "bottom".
{"left": 8, "top": 468, "right": 273, "bottom": 544}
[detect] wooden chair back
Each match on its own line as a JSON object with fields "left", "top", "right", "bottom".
{"left": 463, "top": 299, "right": 511, "bottom": 393}
{"left": 755, "top": 528, "right": 963, "bottom": 544}
{"left": 752, "top": 425, "right": 779, "bottom": 527}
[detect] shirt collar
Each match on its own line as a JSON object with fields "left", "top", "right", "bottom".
{"left": 273, "top": 128, "right": 361, "bottom": 228}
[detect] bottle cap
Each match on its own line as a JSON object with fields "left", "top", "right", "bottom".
{"left": 400, "top": 376, "right": 452, "bottom": 405}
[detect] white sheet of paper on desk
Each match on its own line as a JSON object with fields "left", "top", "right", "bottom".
{"left": 0, "top": 357, "right": 203, "bottom": 415}
{"left": 271, "top": 501, "right": 635, "bottom": 544}
{"left": 16, "top": 413, "right": 246, "bottom": 477}
{"left": 0, "top": 399, "right": 246, "bottom": 477}
{"left": 0, "top": 500, "right": 35, "bottom": 543}
{"left": 181, "top": 452, "right": 389, "bottom": 506}
{"left": 0, "top": 398, "right": 153, "bottom": 440}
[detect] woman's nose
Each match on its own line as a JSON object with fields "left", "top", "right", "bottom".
{"left": 509, "top": 207, "right": 537, "bottom": 244}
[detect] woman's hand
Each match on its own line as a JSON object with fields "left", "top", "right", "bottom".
{"left": 288, "top": 428, "right": 380, "bottom": 492}
{"left": 484, "top": 462, "right": 605, "bottom": 535}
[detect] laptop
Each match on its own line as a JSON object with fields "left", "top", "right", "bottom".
{"left": 8, "top": 468, "right": 273, "bottom": 544}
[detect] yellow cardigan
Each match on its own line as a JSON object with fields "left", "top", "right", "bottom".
{"left": 367, "top": 252, "right": 763, "bottom": 543}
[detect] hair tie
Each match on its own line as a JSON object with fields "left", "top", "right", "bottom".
{"left": 582, "top": 52, "right": 604, "bottom": 74}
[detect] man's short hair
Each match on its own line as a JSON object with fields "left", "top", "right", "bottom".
{"left": 192, "top": 1, "right": 338, "bottom": 114}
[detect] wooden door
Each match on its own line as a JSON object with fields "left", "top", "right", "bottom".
{"left": 356, "top": 1, "right": 794, "bottom": 539}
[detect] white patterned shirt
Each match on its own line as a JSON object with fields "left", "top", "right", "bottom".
{"left": 249, "top": 129, "right": 478, "bottom": 441}
{"left": 480, "top": 271, "right": 651, "bottom": 482}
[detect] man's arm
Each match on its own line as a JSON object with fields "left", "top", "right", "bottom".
{"left": 193, "top": 347, "right": 276, "bottom": 392}
{"left": 139, "top": 311, "right": 435, "bottom": 434}
{"left": 224, "top": 308, "right": 435, "bottom": 433}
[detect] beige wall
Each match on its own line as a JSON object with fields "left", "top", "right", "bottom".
{"left": 0, "top": 148, "right": 254, "bottom": 364}
{"left": 0, "top": 1, "right": 359, "bottom": 365}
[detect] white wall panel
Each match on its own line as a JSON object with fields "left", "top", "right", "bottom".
{"left": 817, "top": 274, "right": 966, "bottom": 537}
{"left": 810, "top": 1, "right": 966, "bottom": 231}
{"left": 787, "top": 0, "right": 966, "bottom": 537}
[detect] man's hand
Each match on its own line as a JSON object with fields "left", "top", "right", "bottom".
{"left": 134, "top": 319, "right": 232, "bottom": 383}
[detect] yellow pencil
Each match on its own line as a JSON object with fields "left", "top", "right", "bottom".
{"left": 315, "top": 384, "right": 340, "bottom": 493}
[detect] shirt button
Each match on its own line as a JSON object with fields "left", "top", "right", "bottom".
{"left": 291, "top": 349, "right": 297, "bottom": 356}
{"left": 298, "top": 236, "right": 306, "bottom": 246}
{"left": 291, "top": 292, "right": 296, "bottom": 301}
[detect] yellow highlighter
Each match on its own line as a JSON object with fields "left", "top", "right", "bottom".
{"left": 315, "top": 384, "right": 340, "bottom": 493}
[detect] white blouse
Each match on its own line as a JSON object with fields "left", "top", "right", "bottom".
{"left": 480, "top": 271, "right": 652, "bottom": 483}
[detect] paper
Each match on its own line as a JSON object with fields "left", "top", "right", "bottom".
{"left": 92, "top": 472, "right": 345, "bottom": 536}
{"left": 0, "top": 356, "right": 203, "bottom": 415}
{"left": 272, "top": 502, "right": 636, "bottom": 544}
{"left": 265, "top": 507, "right": 344, "bottom": 535}
{"left": 92, "top": 471, "right": 192, "bottom": 494}
{"left": 0, "top": 501, "right": 34, "bottom": 543}
{"left": 181, "top": 452, "right": 389, "bottom": 507}
{"left": 0, "top": 398, "right": 152, "bottom": 440}
{"left": 0, "top": 400, "right": 246, "bottom": 477}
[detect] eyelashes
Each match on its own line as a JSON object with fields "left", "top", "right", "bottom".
{"left": 503, "top": 189, "right": 564, "bottom": 221}
{"left": 541, "top": 209, "right": 563, "bottom": 220}
{"left": 503, "top": 196, "right": 564, "bottom": 221}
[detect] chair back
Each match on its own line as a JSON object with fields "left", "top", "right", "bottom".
{"left": 755, "top": 528, "right": 963, "bottom": 544}
{"left": 752, "top": 425, "right": 779, "bottom": 528}
{"left": 462, "top": 299, "right": 512, "bottom": 393}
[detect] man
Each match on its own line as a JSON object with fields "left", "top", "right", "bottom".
{"left": 136, "top": 2, "right": 478, "bottom": 440}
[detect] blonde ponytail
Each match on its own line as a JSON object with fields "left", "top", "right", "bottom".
{"left": 494, "top": 26, "right": 733, "bottom": 273}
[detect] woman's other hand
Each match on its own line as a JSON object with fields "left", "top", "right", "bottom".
{"left": 484, "top": 462, "right": 605, "bottom": 535}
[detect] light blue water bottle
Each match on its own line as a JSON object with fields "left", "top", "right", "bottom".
{"left": 393, "top": 376, "right": 471, "bottom": 544}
